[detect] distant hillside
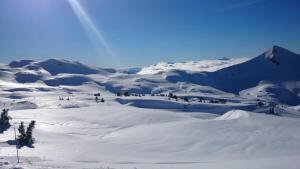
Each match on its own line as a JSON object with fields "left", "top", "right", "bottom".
{"left": 1, "top": 59, "right": 116, "bottom": 85}
{"left": 208, "top": 46, "right": 300, "bottom": 93}
{"left": 1, "top": 46, "right": 299, "bottom": 105}
{"left": 138, "top": 57, "right": 250, "bottom": 75}
{"left": 161, "top": 46, "right": 300, "bottom": 91}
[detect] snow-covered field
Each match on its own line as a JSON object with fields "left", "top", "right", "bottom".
{"left": 1, "top": 46, "right": 300, "bottom": 169}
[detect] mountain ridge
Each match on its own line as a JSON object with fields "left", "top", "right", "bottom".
{"left": 1, "top": 45, "right": 299, "bottom": 105}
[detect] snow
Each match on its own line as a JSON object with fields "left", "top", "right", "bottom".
{"left": 150, "top": 46, "right": 300, "bottom": 104}
{"left": 1, "top": 46, "right": 300, "bottom": 168}
{"left": 240, "top": 81, "right": 300, "bottom": 105}
{"left": 1, "top": 100, "right": 300, "bottom": 169}
{"left": 138, "top": 57, "right": 250, "bottom": 75}
{"left": 215, "top": 110, "right": 251, "bottom": 120}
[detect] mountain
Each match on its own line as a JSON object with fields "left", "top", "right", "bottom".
{"left": 1, "top": 47, "right": 300, "bottom": 169}
{"left": 8, "top": 59, "right": 114, "bottom": 76}
{"left": 1, "top": 46, "right": 299, "bottom": 105}
{"left": 207, "top": 46, "right": 300, "bottom": 93}
{"left": 162, "top": 46, "right": 300, "bottom": 92}
{"left": 1, "top": 59, "right": 116, "bottom": 85}
{"left": 240, "top": 81, "right": 300, "bottom": 106}
{"left": 119, "top": 67, "right": 142, "bottom": 74}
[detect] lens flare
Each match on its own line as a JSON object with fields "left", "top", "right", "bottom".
{"left": 68, "top": 0, "right": 120, "bottom": 66}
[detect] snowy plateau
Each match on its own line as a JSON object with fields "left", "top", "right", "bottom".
{"left": 1, "top": 46, "right": 300, "bottom": 169}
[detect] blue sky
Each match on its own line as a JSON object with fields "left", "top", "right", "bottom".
{"left": 0, "top": 0, "right": 299, "bottom": 67}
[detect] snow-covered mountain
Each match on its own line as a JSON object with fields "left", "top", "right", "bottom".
{"left": 156, "top": 46, "right": 300, "bottom": 104}
{"left": 208, "top": 46, "right": 300, "bottom": 93}
{"left": 138, "top": 57, "right": 250, "bottom": 75}
{"left": 1, "top": 46, "right": 300, "bottom": 169}
{"left": 9, "top": 58, "right": 116, "bottom": 76}
{"left": 240, "top": 81, "right": 300, "bottom": 106}
{"left": 0, "top": 46, "right": 299, "bottom": 105}
{"left": 0, "top": 59, "right": 116, "bottom": 85}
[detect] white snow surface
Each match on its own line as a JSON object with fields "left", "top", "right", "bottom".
{"left": 1, "top": 46, "right": 300, "bottom": 168}
{"left": 0, "top": 92, "right": 300, "bottom": 169}
{"left": 138, "top": 57, "right": 250, "bottom": 75}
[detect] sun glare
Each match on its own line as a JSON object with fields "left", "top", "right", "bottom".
{"left": 68, "top": 0, "right": 120, "bottom": 66}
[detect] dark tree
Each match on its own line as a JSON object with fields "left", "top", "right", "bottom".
{"left": 209, "top": 99, "right": 220, "bottom": 103}
{"left": 173, "top": 95, "right": 178, "bottom": 101}
{"left": 17, "top": 122, "right": 26, "bottom": 144}
{"left": 168, "top": 92, "right": 178, "bottom": 101}
{"left": 17, "top": 121, "right": 36, "bottom": 146}
{"left": 198, "top": 97, "right": 203, "bottom": 102}
{"left": 94, "top": 93, "right": 101, "bottom": 97}
{"left": 0, "top": 109, "right": 10, "bottom": 125}
{"left": 124, "top": 91, "right": 130, "bottom": 97}
{"left": 269, "top": 107, "right": 275, "bottom": 114}
{"left": 219, "top": 99, "right": 227, "bottom": 104}
{"left": 183, "top": 97, "right": 189, "bottom": 102}
{"left": 25, "top": 120, "right": 36, "bottom": 145}
{"left": 266, "top": 102, "right": 278, "bottom": 115}
{"left": 257, "top": 101, "right": 264, "bottom": 106}
{"left": 116, "top": 92, "right": 122, "bottom": 96}
{"left": 168, "top": 92, "right": 173, "bottom": 98}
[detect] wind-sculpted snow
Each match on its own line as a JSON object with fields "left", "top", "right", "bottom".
{"left": 215, "top": 110, "right": 251, "bottom": 120}
{"left": 1, "top": 102, "right": 300, "bottom": 169}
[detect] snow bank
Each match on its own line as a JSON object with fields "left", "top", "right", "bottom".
{"left": 215, "top": 110, "right": 251, "bottom": 120}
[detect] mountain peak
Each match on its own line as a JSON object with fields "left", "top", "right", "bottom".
{"left": 263, "top": 45, "right": 298, "bottom": 66}
{"left": 38, "top": 58, "right": 98, "bottom": 75}
{"left": 272, "top": 45, "right": 286, "bottom": 50}
{"left": 219, "top": 57, "right": 230, "bottom": 61}
{"left": 8, "top": 60, "right": 36, "bottom": 68}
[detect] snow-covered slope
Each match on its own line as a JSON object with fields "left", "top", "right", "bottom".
{"left": 1, "top": 46, "right": 300, "bottom": 169}
{"left": 0, "top": 46, "right": 299, "bottom": 106}
{"left": 8, "top": 58, "right": 116, "bottom": 76}
{"left": 1, "top": 99, "right": 300, "bottom": 169}
{"left": 155, "top": 46, "right": 300, "bottom": 105}
{"left": 240, "top": 81, "right": 300, "bottom": 105}
{"left": 138, "top": 57, "right": 250, "bottom": 75}
{"left": 0, "top": 58, "right": 235, "bottom": 97}
{"left": 208, "top": 46, "right": 300, "bottom": 93}
{"left": 0, "top": 59, "right": 116, "bottom": 86}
